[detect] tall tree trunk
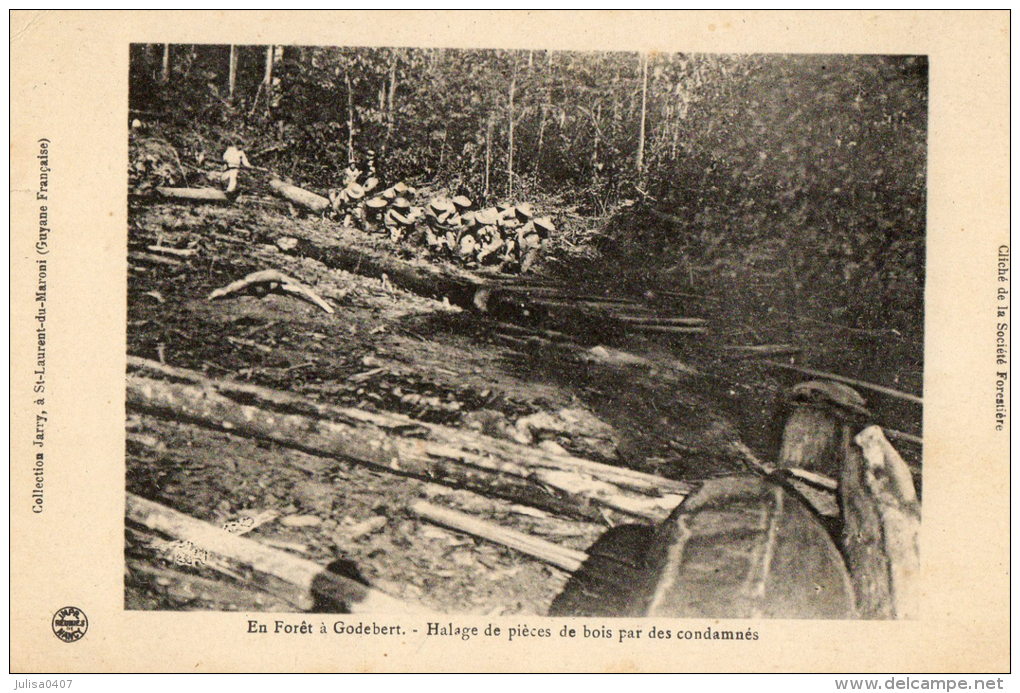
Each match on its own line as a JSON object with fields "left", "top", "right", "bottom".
{"left": 161, "top": 44, "right": 171, "bottom": 83}
{"left": 636, "top": 51, "right": 649, "bottom": 184}
{"left": 344, "top": 68, "right": 355, "bottom": 165}
{"left": 383, "top": 52, "right": 399, "bottom": 160}
{"left": 263, "top": 45, "right": 273, "bottom": 86}
{"left": 534, "top": 105, "right": 547, "bottom": 178}
{"left": 227, "top": 45, "right": 238, "bottom": 101}
{"left": 506, "top": 61, "right": 517, "bottom": 197}
{"left": 484, "top": 115, "right": 493, "bottom": 197}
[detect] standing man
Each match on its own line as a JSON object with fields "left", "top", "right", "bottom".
{"left": 221, "top": 141, "right": 252, "bottom": 196}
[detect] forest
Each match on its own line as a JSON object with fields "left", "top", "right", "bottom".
{"left": 125, "top": 43, "right": 926, "bottom": 617}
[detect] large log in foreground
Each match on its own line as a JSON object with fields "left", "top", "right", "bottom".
{"left": 840, "top": 425, "right": 921, "bottom": 619}
{"left": 126, "top": 359, "right": 692, "bottom": 522}
{"left": 127, "top": 493, "right": 426, "bottom": 614}
{"left": 268, "top": 178, "right": 330, "bottom": 214}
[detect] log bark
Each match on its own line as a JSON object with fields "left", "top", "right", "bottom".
{"left": 154, "top": 187, "right": 231, "bottom": 203}
{"left": 840, "top": 425, "right": 921, "bottom": 619}
{"left": 127, "top": 493, "right": 425, "bottom": 614}
{"left": 764, "top": 361, "right": 923, "bottom": 405}
{"left": 126, "top": 362, "right": 692, "bottom": 522}
{"left": 268, "top": 179, "right": 330, "bottom": 214}
{"left": 410, "top": 501, "right": 585, "bottom": 572}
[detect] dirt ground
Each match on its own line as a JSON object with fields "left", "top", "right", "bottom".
{"left": 125, "top": 197, "right": 923, "bottom": 615}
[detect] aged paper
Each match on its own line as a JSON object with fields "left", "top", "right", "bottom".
{"left": 10, "top": 10, "right": 1010, "bottom": 672}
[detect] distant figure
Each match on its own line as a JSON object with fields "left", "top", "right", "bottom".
{"left": 365, "top": 149, "right": 378, "bottom": 180}
{"left": 221, "top": 143, "right": 252, "bottom": 195}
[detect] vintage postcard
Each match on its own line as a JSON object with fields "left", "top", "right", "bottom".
{"left": 10, "top": 10, "right": 1010, "bottom": 672}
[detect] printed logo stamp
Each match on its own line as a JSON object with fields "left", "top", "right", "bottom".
{"left": 51, "top": 606, "right": 88, "bottom": 643}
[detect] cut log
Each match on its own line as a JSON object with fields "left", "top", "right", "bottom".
{"left": 840, "top": 425, "right": 921, "bottom": 619}
{"left": 409, "top": 501, "right": 586, "bottom": 572}
{"left": 764, "top": 361, "right": 923, "bottom": 405}
{"left": 126, "top": 493, "right": 426, "bottom": 614}
{"left": 268, "top": 178, "right": 330, "bottom": 214}
{"left": 154, "top": 186, "right": 231, "bottom": 203}
{"left": 207, "top": 269, "right": 334, "bottom": 314}
{"left": 125, "top": 361, "right": 692, "bottom": 522}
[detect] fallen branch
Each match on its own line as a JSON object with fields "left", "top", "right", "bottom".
{"left": 410, "top": 501, "right": 586, "bottom": 573}
{"left": 126, "top": 361, "right": 692, "bottom": 522}
{"left": 208, "top": 269, "right": 334, "bottom": 314}
{"left": 126, "top": 493, "right": 426, "bottom": 614}
{"left": 763, "top": 361, "right": 923, "bottom": 405}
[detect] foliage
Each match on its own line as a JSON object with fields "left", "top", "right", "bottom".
{"left": 129, "top": 45, "right": 927, "bottom": 333}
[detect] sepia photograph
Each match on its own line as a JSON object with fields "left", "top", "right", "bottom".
{"left": 124, "top": 43, "right": 926, "bottom": 620}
